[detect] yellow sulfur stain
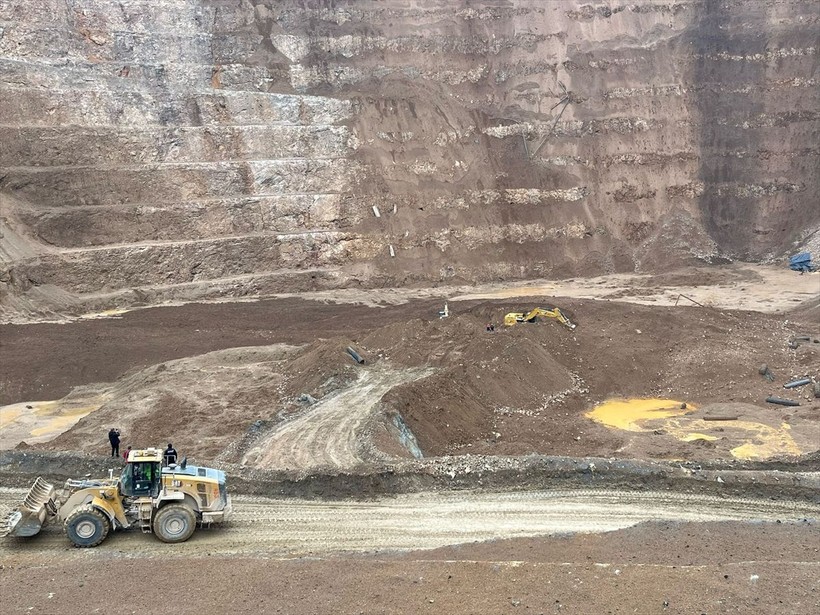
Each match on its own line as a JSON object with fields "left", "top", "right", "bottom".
{"left": 665, "top": 419, "right": 726, "bottom": 443}
{"left": 29, "top": 405, "right": 100, "bottom": 438}
{"left": 588, "top": 398, "right": 804, "bottom": 461}
{"left": 0, "top": 400, "right": 103, "bottom": 447}
{"left": 667, "top": 417, "right": 800, "bottom": 460}
{"left": 0, "top": 406, "right": 22, "bottom": 426}
{"left": 32, "top": 401, "right": 60, "bottom": 416}
{"left": 585, "top": 398, "right": 693, "bottom": 432}
{"left": 729, "top": 422, "right": 801, "bottom": 460}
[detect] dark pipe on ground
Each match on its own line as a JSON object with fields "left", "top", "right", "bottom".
{"left": 765, "top": 396, "right": 800, "bottom": 407}
{"left": 346, "top": 346, "right": 365, "bottom": 364}
{"left": 783, "top": 378, "right": 812, "bottom": 389}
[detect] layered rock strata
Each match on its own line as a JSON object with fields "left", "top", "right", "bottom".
{"left": 1, "top": 0, "right": 817, "bottom": 318}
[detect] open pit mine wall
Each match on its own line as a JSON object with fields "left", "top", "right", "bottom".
{"left": 0, "top": 0, "right": 817, "bottom": 313}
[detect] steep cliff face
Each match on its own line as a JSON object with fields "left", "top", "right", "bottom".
{"left": 1, "top": 0, "right": 817, "bottom": 318}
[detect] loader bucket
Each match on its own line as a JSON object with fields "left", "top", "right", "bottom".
{"left": 0, "top": 477, "right": 57, "bottom": 538}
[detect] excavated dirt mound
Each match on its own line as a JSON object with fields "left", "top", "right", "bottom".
{"left": 0, "top": 295, "right": 444, "bottom": 405}
{"left": 5, "top": 293, "right": 816, "bottom": 469}
{"left": 24, "top": 339, "right": 365, "bottom": 461}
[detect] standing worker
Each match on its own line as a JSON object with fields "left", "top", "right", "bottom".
{"left": 163, "top": 443, "right": 178, "bottom": 466}
{"left": 108, "top": 428, "right": 121, "bottom": 458}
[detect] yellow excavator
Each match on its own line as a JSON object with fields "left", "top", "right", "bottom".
{"left": 503, "top": 307, "right": 576, "bottom": 329}
{"left": 0, "top": 447, "right": 231, "bottom": 547}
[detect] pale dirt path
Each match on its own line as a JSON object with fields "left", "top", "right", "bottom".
{"left": 1, "top": 488, "right": 818, "bottom": 559}
{"left": 269, "top": 264, "right": 818, "bottom": 313}
{"left": 8, "top": 265, "right": 815, "bottom": 325}
{"left": 241, "top": 364, "right": 434, "bottom": 472}
{"left": 450, "top": 265, "right": 820, "bottom": 313}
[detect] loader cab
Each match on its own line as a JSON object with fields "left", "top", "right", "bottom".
{"left": 120, "top": 448, "right": 162, "bottom": 497}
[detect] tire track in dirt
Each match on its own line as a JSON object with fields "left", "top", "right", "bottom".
{"left": 240, "top": 364, "right": 434, "bottom": 472}
{"left": 2, "top": 488, "right": 818, "bottom": 559}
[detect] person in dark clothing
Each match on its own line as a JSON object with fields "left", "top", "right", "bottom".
{"left": 108, "top": 428, "right": 121, "bottom": 457}
{"left": 163, "top": 443, "right": 178, "bottom": 466}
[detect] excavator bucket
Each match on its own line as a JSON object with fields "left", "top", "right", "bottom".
{"left": 553, "top": 309, "right": 576, "bottom": 329}
{"left": 0, "top": 477, "right": 57, "bottom": 538}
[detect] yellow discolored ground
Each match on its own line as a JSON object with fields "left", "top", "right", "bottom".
{"left": 0, "top": 400, "right": 102, "bottom": 447}
{"left": 586, "top": 399, "right": 808, "bottom": 461}
{"left": 585, "top": 398, "right": 694, "bottom": 432}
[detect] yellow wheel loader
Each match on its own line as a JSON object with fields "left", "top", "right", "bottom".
{"left": 503, "top": 307, "right": 576, "bottom": 329}
{"left": 0, "top": 448, "right": 231, "bottom": 548}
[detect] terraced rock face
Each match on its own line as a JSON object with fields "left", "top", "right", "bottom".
{"left": 1, "top": 0, "right": 817, "bottom": 319}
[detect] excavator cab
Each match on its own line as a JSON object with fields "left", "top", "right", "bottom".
{"left": 120, "top": 449, "right": 162, "bottom": 497}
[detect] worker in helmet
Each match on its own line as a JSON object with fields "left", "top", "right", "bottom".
{"left": 163, "top": 443, "right": 178, "bottom": 466}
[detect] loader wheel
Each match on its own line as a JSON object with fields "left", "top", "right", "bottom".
{"left": 65, "top": 506, "right": 110, "bottom": 548}
{"left": 153, "top": 504, "right": 196, "bottom": 544}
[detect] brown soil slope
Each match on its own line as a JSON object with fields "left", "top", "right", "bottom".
{"left": 12, "top": 295, "right": 817, "bottom": 467}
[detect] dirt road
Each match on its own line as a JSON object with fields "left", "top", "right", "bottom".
{"left": 241, "top": 364, "right": 434, "bottom": 472}
{"left": 451, "top": 265, "right": 820, "bottom": 313}
{"left": 2, "top": 487, "right": 818, "bottom": 614}
{"left": 2, "top": 487, "right": 817, "bottom": 558}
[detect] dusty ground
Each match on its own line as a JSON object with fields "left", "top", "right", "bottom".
{"left": 1, "top": 265, "right": 818, "bottom": 613}
{"left": 1, "top": 0, "right": 818, "bottom": 609}
{"left": 1, "top": 487, "right": 818, "bottom": 614}
{"left": 1, "top": 515, "right": 817, "bottom": 614}
{"left": 1, "top": 266, "right": 817, "bottom": 467}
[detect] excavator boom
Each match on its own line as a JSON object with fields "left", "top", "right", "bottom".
{"left": 503, "top": 307, "right": 576, "bottom": 329}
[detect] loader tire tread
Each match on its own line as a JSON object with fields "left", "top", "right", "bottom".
{"left": 64, "top": 505, "right": 110, "bottom": 548}
{"left": 153, "top": 503, "right": 197, "bottom": 544}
